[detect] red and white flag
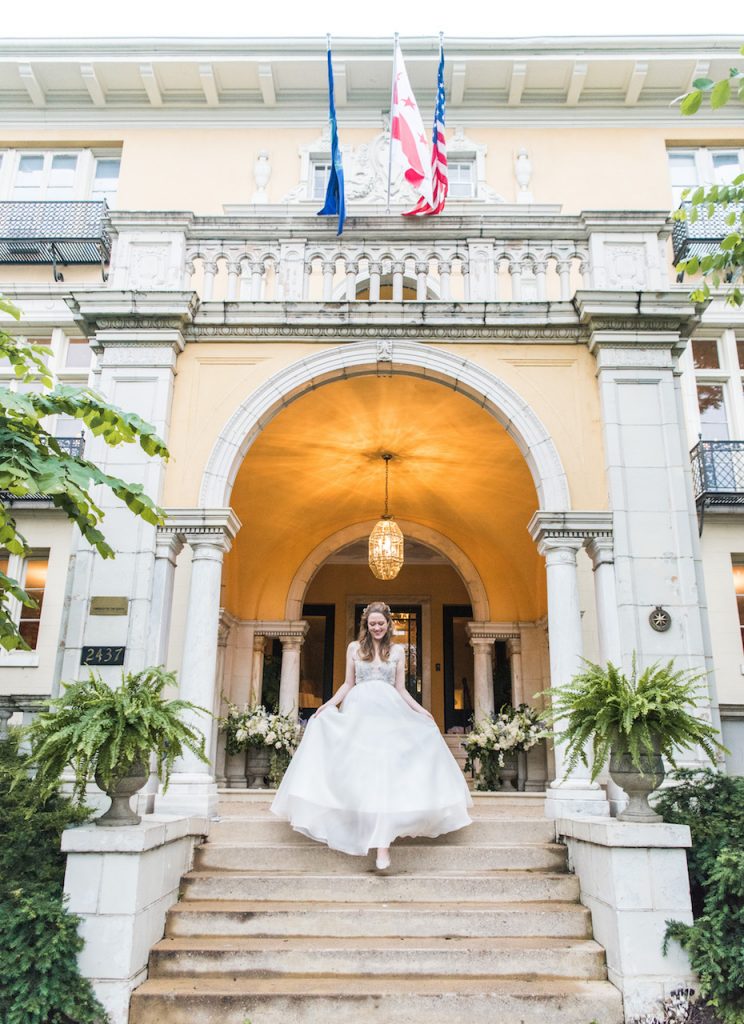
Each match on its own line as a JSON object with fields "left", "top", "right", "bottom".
{"left": 390, "top": 43, "right": 433, "bottom": 208}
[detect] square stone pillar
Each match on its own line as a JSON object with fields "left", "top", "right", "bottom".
{"left": 58, "top": 291, "right": 197, "bottom": 689}
{"left": 578, "top": 291, "right": 721, "bottom": 760}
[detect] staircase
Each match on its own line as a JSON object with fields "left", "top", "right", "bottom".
{"left": 129, "top": 790, "right": 624, "bottom": 1024}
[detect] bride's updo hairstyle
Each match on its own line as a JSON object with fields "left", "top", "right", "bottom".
{"left": 357, "top": 601, "right": 393, "bottom": 662}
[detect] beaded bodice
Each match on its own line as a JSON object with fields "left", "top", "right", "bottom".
{"left": 353, "top": 646, "right": 400, "bottom": 686}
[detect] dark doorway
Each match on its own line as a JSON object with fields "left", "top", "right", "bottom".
{"left": 354, "top": 603, "right": 423, "bottom": 704}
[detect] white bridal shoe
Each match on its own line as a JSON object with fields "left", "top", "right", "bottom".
{"left": 375, "top": 848, "right": 391, "bottom": 871}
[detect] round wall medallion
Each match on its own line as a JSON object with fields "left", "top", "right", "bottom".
{"left": 649, "top": 606, "right": 672, "bottom": 632}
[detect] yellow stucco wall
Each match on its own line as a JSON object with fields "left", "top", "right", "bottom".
{"left": 1, "top": 123, "right": 743, "bottom": 214}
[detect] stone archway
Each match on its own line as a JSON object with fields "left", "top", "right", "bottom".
{"left": 284, "top": 519, "right": 490, "bottom": 621}
{"left": 198, "top": 339, "right": 571, "bottom": 513}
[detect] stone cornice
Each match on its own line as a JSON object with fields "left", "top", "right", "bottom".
{"left": 247, "top": 620, "right": 310, "bottom": 641}
{"left": 575, "top": 291, "right": 703, "bottom": 356}
{"left": 66, "top": 290, "right": 199, "bottom": 344}
{"left": 187, "top": 300, "right": 587, "bottom": 343}
{"left": 109, "top": 209, "right": 671, "bottom": 244}
{"left": 528, "top": 510, "right": 614, "bottom": 546}
{"left": 467, "top": 621, "right": 521, "bottom": 642}
{"left": 1, "top": 36, "right": 741, "bottom": 128}
{"left": 161, "top": 507, "right": 242, "bottom": 547}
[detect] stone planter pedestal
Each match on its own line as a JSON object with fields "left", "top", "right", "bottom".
{"left": 62, "top": 814, "right": 208, "bottom": 1024}
{"left": 556, "top": 814, "right": 695, "bottom": 1019}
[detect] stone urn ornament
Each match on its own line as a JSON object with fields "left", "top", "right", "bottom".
{"left": 608, "top": 745, "right": 665, "bottom": 823}
{"left": 252, "top": 150, "right": 271, "bottom": 204}
{"left": 95, "top": 761, "right": 148, "bottom": 827}
{"left": 246, "top": 745, "right": 271, "bottom": 788}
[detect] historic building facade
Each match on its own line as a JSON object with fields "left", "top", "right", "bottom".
{"left": 1, "top": 34, "right": 743, "bottom": 819}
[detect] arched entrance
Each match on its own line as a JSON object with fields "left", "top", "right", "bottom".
{"left": 159, "top": 340, "right": 613, "bottom": 815}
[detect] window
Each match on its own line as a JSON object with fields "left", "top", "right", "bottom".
{"left": 6, "top": 149, "right": 120, "bottom": 204}
{"left": 447, "top": 160, "right": 476, "bottom": 199}
{"left": 668, "top": 147, "right": 744, "bottom": 206}
{"left": 91, "top": 156, "right": 121, "bottom": 206}
{"left": 311, "top": 160, "right": 332, "bottom": 201}
{"left": 0, "top": 550, "right": 49, "bottom": 654}
{"left": 733, "top": 561, "right": 744, "bottom": 653}
{"left": 697, "top": 384, "right": 729, "bottom": 440}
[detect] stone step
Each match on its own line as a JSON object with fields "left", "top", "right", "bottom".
{"left": 208, "top": 815, "right": 557, "bottom": 845}
{"left": 129, "top": 975, "right": 624, "bottom": 1024}
{"left": 149, "top": 934, "right": 607, "bottom": 981}
{"left": 182, "top": 868, "right": 577, "bottom": 904}
{"left": 193, "top": 842, "right": 566, "bottom": 873}
{"left": 167, "top": 898, "right": 591, "bottom": 938}
{"left": 217, "top": 789, "right": 547, "bottom": 818}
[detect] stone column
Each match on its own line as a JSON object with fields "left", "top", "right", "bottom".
{"left": 506, "top": 636, "right": 524, "bottom": 707}
{"left": 467, "top": 622, "right": 503, "bottom": 721}
{"left": 147, "top": 531, "right": 183, "bottom": 666}
{"left": 213, "top": 611, "right": 235, "bottom": 786}
{"left": 586, "top": 530, "right": 627, "bottom": 816}
{"left": 278, "top": 622, "right": 309, "bottom": 717}
{"left": 155, "top": 508, "right": 241, "bottom": 818}
{"left": 586, "top": 533, "right": 622, "bottom": 668}
{"left": 250, "top": 633, "right": 266, "bottom": 706}
{"left": 529, "top": 512, "right": 610, "bottom": 818}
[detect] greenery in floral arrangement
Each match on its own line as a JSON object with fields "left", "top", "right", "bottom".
{"left": 220, "top": 702, "right": 301, "bottom": 758}
{"left": 25, "top": 666, "right": 209, "bottom": 802}
{"left": 0, "top": 732, "right": 108, "bottom": 1024}
{"left": 654, "top": 769, "right": 744, "bottom": 1024}
{"left": 541, "top": 658, "right": 726, "bottom": 782}
{"left": 463, "top": 704, "right": 545, "bottom": 791}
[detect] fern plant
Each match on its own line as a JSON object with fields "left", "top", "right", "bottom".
{"left": 25, "top": 666, "right": 209, "bottom": 802}
{"left": 542, "top": 658, "right": 725, "bottom": 782}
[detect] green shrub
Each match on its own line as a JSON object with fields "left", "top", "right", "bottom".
{"left": 0, "top": 733, "right": 108, "bottom": 1024}
{"left": 656, "top": 769, "right": 744, "bottom": 1024}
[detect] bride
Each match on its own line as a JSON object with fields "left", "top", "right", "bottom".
{"left": 271, "top": 601, "right": 473, "bottom": 870}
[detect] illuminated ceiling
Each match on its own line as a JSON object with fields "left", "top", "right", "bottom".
{"left": 224, "top": 373, "right": 543, "bottom": 620}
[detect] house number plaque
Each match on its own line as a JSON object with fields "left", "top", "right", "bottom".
{"left": 80, "top": 646, "right": 126, "bottom": 666}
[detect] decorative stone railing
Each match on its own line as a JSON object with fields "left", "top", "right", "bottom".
{"left": 107, "top": 209, "right": 672, "bottom": 303}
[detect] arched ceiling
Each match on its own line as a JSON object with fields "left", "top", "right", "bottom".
{"left": 223, "top": 374, "right": 544, "bottom": 620}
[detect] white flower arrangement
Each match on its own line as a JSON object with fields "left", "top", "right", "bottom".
{"left": 463, "top": 703, "right": 546, "bottom": 790}
{"left": 221, "top": 702, "right": 301, "bottom": 756}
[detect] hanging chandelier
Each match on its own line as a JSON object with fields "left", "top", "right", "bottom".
{"left": 368, "top": 453, "right": 405, "bottom": 581}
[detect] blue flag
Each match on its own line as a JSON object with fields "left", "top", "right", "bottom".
{"left": 317, "top": 42, "right": 346, "bottom": 236}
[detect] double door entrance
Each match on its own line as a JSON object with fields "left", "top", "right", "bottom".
{"left": 269, "top": 602, "right": 511, "bottom": 727}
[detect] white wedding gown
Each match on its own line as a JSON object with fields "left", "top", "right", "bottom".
{"left": 271, "top": 645, "right": 473, "bottom": 855}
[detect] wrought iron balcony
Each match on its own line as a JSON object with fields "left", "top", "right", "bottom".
{"left": 0, "top": 201, "right": 111, "bottom": 282}
{"left": 690, "top": 440, "right": 744, "bottom": 529}
{"left": 1, "top": 436, "right": 86, "bottom": 504}
{"left": 672, "top": 200, "right": 744, "bottom": 266}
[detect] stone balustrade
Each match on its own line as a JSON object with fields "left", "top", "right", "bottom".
{"left": 107, "top": 209, "right": 672, "bottom": 303}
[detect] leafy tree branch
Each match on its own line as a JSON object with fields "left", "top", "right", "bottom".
{"left": 0, "top": 297, "right": 169, "bottom": 650}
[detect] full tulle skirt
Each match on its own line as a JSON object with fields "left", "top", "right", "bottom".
{"left": 270, "top": 680, "right": 473, "bottom": 855}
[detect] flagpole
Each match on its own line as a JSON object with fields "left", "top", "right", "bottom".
{"left": 385, "top": 31, "right": 399, "bottom": 215}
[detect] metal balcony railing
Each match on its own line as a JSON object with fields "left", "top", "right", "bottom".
{"left": 0, "top": 200, "right": 111, "bottom": 282}
{"left": 1, "top": 436, "right": 86, "bottom": 503}
{"left": 672, "top": 200, "right": 744, "bottom": 266}
{"left": 690, "top": 440, "right": 744, "bottom": 530}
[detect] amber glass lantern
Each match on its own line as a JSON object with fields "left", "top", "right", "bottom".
{"left": 368, "top": 454, "right": 404, "bottom": 581}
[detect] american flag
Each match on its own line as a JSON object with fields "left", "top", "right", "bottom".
{"left": 405, "top": 41, "right": 447, "bottom": 216}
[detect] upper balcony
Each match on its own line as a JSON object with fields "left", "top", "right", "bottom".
{"left": 106, "top": 208, "right": 673, "bottom": 305}
{"left": 672, "top": 199, "right": 744, "bottom": 268}
{"left": 690, "top": 439, "right": 744, "bottom": 530}
{"left": 0, "top": 201, "right": 111, "bottom": 283}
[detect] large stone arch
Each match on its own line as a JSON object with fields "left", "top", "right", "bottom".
{"left": 285, "top": 519, "right": 490, "bottom": 620}
{"left": 199, "top": 339, "right": 571, "bottom": 512}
